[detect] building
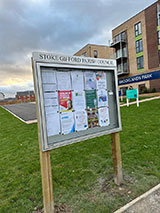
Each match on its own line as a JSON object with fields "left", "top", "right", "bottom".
{"left": 74, "top": 44, "right": 114, "bottom": 59}
{"left": 16, "top": 91, "right": 35, "bottom": 102}
{"left": 111, "top": 0, "right": 160, "bottom": 94}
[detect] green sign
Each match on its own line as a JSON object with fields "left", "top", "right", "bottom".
{"left": 126, "top": 89, "right": 138, "bottom": 99}
{"left": 85, "top": 90, "right": 97, "bottom": 109}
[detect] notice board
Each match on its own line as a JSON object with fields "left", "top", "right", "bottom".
{"left": 32, "top": 52, "right": 122, "bottom": 151}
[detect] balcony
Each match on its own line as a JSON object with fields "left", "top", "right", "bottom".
{"left": 117, "top": 68, "right": 129, "bottom": 76}
{"left": 110, "top": 38, "right": 126, "bottom": 48}
{"left": 115, "top": 52, "right": 128, "bottom": 60}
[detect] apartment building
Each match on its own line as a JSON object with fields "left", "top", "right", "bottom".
{"left": 74, "top": 44, "right": 114, "bottom": 59}
{"left": 111, "top": 0, "right": 160, "bottom": 93}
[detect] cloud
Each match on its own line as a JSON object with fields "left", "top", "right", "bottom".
{"left": 0, "top": 0, "right": 156, "bottom": 97}
{"left": 0, "top": 82, "right": 34, "bottom": 98}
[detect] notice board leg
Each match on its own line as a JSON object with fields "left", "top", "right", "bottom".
{"left": 40, "top": 150, "right": 54, "bottom": 213}
{"left": 111, "top": 132, "right": 123, "bottom": 185}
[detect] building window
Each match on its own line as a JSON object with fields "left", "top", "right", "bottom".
{"left": 94, "top": 50, "right": 98, "bottom": 58}
{"left": 135, "top": 22, "right": 142, "bottom": 37}
{"left": 158, "top": 31, "right": 160, "bottom": 45}
{"left": 114, "top": 31, "right": 126, "bottom": 43}
{"left": 136, "top": 39, "right": 143, "bottom": 53}
{"left": 137, "top": 56, "right": 144, "bottom": 69}
{"left": 157, "top": 4, "right": 160, "bottom": 25}
{"left": 158, "top": 50, "right": 160, "bottom": 64}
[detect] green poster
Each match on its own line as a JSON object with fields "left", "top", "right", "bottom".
{"left": 85, "top": 90, "right": 97, "bottom": 109}
{"left": 126, "top": 89, "right": 138, "bottom": 99}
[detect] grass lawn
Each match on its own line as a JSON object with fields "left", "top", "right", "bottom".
{"left": 0, "top": 99, "right": 160, "bottom": 212}
{"left": 119, "top": 96, "right": 155, "bottom": 104}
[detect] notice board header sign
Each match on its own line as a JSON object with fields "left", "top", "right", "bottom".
{"left": 32, "top": 52, "right": 122, "bottom": 151}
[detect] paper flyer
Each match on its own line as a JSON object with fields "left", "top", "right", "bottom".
{"left": 57, "top": 71, "right": 71, "bottom": 90}
{"left": 85, "top": 90, "right": 97, "bottom": 109}
{"left": 42, "top": 71, "right": 56, "bottom": 84}
{"left": 44, "top": 92, "right": 58, "bottom": 99}
{"left": 43, "top": 84, "right": 57, "bottom": 92}
{"left": 71, "top": 71, "right": 84, "bottom": 91}
{"left": 97, "top": 90, "right": 108, "bottom": 107}
{"left": 45, "top": 105, "right": 59, "bottom": 115}
{"left": 60, "top": 111, "right": 75, "bottom": 134}
{"left": 58, "top": 91, "right": 72, "bottom": 112}
{"left": 46, "top": 113, "right": 60, "bottom": 137}
{"left": 84, "top": 72, "right": 96, "bottom": 90}
{"left": 44, "top": 98, "right": 58, "bottom": 107}
{"left": 87, "top": 109, "right": 99, "bottom": 128}
{"left": 75, "top": 111, "right": 88, "bottom": 131}
{"left": 96, "top": 71, "right": 107, "bottom": 90}
{"left": 98, "top": 107, "right": 110, "bottom": 127}
{"left": 72, "top": 91, "right": 86, "bottom": 110}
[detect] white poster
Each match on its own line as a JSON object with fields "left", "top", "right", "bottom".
{"left": 96, "top": 71, "right": 107, "bottom": 90}
{"left": 97, "top": 90, "right": 108, "bottom": 107}
{"left": 45, "top": 106, "right": 59, "bottom": 115}
{"left": 43, "top": 84, "right": 57, "bottom": 92}
{"left": 84, "top": 72, "right": 96, "bottom": 90}
{"left": 46, "top": 113, "right": 60, "bottom": 137}
{"left": 44, "top": 98, "right": 58, "bottom": 107}
{"left": 42, "top": 71, "right": 56, "bottom": 84}
{"left": 60, "top": 111, "right": 75, "bottom": 134}
{"left": 75, "top": 111, "right": 88, "bottom": 131}
{"left": 44, "top": 92, "right": 58, "bottom": 99}
{"left": 57, "top": 71, "right": 71, "bottom": 90}
{"left": 72, "top": 91, "right": 86, "bottom": 110}
{"left": 98, "top": 107, "right": 110, "bottom": 127}
{"left": 71, "top": 71, "right": 84, "bottom": 91}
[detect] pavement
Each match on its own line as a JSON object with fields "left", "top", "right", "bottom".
{"left": 2, "top": 102, "right": 37, "bottom": 124}
{"left": 114, "top": 184, "right": 160, "bottom": 213}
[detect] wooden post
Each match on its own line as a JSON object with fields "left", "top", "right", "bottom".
{"left": 40, "top": 150, "right": 54, "bottom": 213}
{"left": 111, "top": 132, "right": 123, "bottom": 185}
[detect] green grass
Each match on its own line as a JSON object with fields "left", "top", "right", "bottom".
{"left": 119, "top": 96, "right": 155, "bottom": 104}
{"left": 0, "top": 99, "right": 160, "bottom": 212}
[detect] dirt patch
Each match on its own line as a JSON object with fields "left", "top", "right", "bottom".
{"left": 33, "top": 203, "right": 71, "bottom": 213}
{"left": 54, "top": 203, "right": 71, "bottom": 213}
{"left": 97, "top": 174, "right": 135, "bottom": 197}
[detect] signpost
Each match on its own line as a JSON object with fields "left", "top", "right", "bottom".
{"left": 126, "top": 88, "right": 139, "bottom": 107}
{"left": 32, "top": 52, "right": 123, "bottom": 212}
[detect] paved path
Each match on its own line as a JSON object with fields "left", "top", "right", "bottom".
{"left": 120, "top": 96, "right": 160, "bottom": 107}
{"left": 2, "top": 102, "right": 37, "bottom": 123}
{"left": 114, "top": 184, "right": 160, "bottom": 213}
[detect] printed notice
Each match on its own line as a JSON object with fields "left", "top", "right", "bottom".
{"left": 58, "top": 91, "right": 72, "bottom": 112}
{"left": 71, "top": 71, "right": 84, "bottom": 91}
{"left": 97, "top": 90, "right": 108, "bottom": 107}
{"left": 72, "top": 91, "right": 85, "bottom": 110}
{"left": 45, "top": 106, "right": 59, "bottom": 115}
{"left": 43, "top": 84, "right": 57, "bottom": 92}
{"left": 60, "top": 111, "right": 75, "bottom": 134}
{"left": 87, "top": 109, "right": 99, "bottom": 128}
{"left": 46, "top": 113, "right": 60, "bottom": 137}
{"left": 57, "top": 71, "right": 71, "bottom": 90}
{"left": 75, "top": 111, "right": 88, "bottom": 131}
{"left": 44, "top": 98, "right": 58, "bottom": 107}
{"left": 85, "top": 90, "right": 97, "bottom": 109}
{"left": 98, "top": 107, "right": 110, "bottom": 127}
{"left": 42, "top": 71, "right": 56, "bottom": 84}
{"left": 84, "top": 72, "right": 96, "bottom": 90}
{"left": 96, "top": 71, "right": 107, "bottom": 90}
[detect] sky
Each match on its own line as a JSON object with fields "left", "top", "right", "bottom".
{"left": 0, "top": 0, "right": 157, "bottom": 98}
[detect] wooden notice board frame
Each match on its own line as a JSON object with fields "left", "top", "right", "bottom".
{"left": 32, "top": 52, "right": 123, "bottom": 213}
